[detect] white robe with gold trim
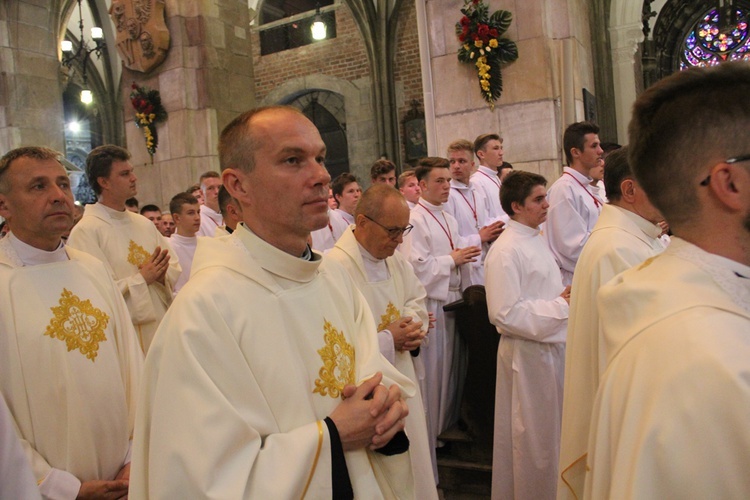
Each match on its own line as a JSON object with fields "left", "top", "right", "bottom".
{"left": 328, "top": 226, "right": 439, "bottom": 496}
{"left": 67, "top": 202, "right": 181, "bottom": 353}
{"left": 130, "top": 224, "right": 416, "bottom": 499}
{"left": 558, "top": 204, "right": 664, "bottom": 499}
{"left": 0, "top": 237, "right": 143, "bottom": 499}
{"left": 585, "top": 239, "right": 750, "bottom": 499}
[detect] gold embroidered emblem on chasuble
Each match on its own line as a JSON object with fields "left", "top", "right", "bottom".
{"left": 45, "top": 288, "right": 109, "bottom": 361}
{"left": 377, "top": 302, "right": 402, "bottom": 332}
{"left": 313, "top": 320, "right": 356, "bottom": 398}
{"left": 127, "top": 240, "right": 151, "bottom": 267}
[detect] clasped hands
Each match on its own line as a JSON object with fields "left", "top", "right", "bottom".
{"left": 329, "top": 372, "right": 409, "bottom": 452}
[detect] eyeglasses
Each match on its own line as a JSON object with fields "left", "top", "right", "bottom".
{"left": 363, "top": 215, "right": 413, "bottom": 239}
{"left": 700, "top": 154, "right": 750, "bottom": 186}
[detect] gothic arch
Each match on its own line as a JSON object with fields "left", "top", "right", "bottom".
{"left": 259, "top": 75, "right": 377, "bottom": 183}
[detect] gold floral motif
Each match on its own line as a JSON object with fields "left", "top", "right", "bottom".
{"left": 127, "top": 240, "right": 151, "bottom": 267}
{"left": 377, "top": 302, "right": 402, "bottom": 332}
{"left": 44, "top": 288, "right": 109, "bottom": 361}
{"left": 313, "top": 320, "right": 355, "bottom": 398}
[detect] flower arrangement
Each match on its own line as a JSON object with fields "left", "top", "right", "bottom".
{"left": 456, "top": 0, "right": 518, "bottom": 109}
{"left": 129, "top": 83, "right": 167, "bottom": 163}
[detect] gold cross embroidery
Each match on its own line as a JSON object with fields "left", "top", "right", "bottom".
{"left": 44, "top": 288, "right": 109, "bottom": 361}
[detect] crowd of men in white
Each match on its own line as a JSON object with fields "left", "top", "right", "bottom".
{"left": 1, "top": 62, "right": 749, "bottom": 500}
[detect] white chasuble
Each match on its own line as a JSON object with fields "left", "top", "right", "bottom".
{"left": 131, "top": 224, "right": 416, "bottom": 499}
{"left": 558, "top": 204, "right": 664, "bottom": 500}
{"left": 0, "top": 238, "right": 143, "bottom": 497}
{"left": 402, "top": 200, "right": 469, "bottom": 447}
{"left": 67, "top": 202, "right": 181, "bottom": 353}
{"left": 484, "top": 220, "right": 569, "bottom": 500}
{"left": 585, "top": 239, "right": 750, "bottom": 499}
{"left": 328, "top": 226, "right": 439, "bottom": 496}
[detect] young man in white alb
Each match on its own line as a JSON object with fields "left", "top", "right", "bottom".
{"left": 485, "top": 170, "right": 570, "bottom": 500}
{"left": 168, "top": 192, "right": 202, "bottom": 296}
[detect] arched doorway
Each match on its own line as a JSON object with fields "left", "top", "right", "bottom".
{"left": 286, "top": 90, "right": 350, "bottom": 180}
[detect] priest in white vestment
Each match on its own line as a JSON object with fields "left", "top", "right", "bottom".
{"left": 445, "top": 139, "right": 505, "bottom": 287}
{"left": 67, "top": 145, "right": 180, "bottom": 353}
{"left": 484, "top": 171, "right": 570, "bottom": 500}
{"left": 328, "top": 185, "right": 438, "bottom": 494}
{"left": 131, "top": 106, "right": 416, "bottom": 499}
{"left": 0, "top": 395, "right": 41, "bottom": 499}
{"left": 544, "top": 122, "right": 604, "bottom": 285}
{"left": 0, "top": 147, "right": 143, "bottom": 500}
{"left": 584, "top": 62, "right": 750, "bottom": 499}
{"left": 558, "top": 147, "right": 666, "bottom": 499}
{"left": 196, "top": 171, "right": 224, "bottom": 236}
{"left": 401, "top": 158, "right": 481, "bottom": 448}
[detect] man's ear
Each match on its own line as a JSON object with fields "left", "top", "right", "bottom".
{"left": 620, "top": 178, "right": 636, "bottom": 203}
{"left": 707, "top": 162, "right": 748, "bottom": 212}
{"left": 0, "top": 194, "right": 10, "bottom": 220}
{"left": 222, "top": 169, "right": 248, "bottom": 203}
{"left": 510, "top": 200, "right": 522, "bottom": 214}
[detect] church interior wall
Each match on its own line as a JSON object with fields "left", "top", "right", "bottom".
{"left": 426, "top": 0, "right": 596, "bottom": 177}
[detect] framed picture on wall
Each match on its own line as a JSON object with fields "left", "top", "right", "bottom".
{"left": 402, "top": 100, "right": 427, "bottom": 164}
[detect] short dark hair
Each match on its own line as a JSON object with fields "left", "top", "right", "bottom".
{"left": 473, "top": 133, "right": 502, "bottom": 157}
{"left": 500, "top": 161, "right": 513, "bottom": 170}
{"left": 0, "top": 147, "right": 62, "bottom": 193}
{"left": 415, "top": 157, "right": 450, "bottom": 182}
{"left": 332, "top": 172, "right": 358, "bottom": 199}
{"left": 602, "top": 146, "right": 631, "bottom": 203}
{"left": 601, "top": 142, "right": 622, "bottom": 156}
{"left": 170, "top": 192, "right": 199, "bottom": 215}
{"left": 629, "top": 62, "right": 750, "bottom": 228}
{"left": 86, "top": 145, "right": 130, "bottom": 195}
{"left": 125, "top": 197, "right": 139, "bottom": 208}
{"left": 140, "top": 204, "right": 161, "bottom": 215}
{"left": 187, "top": 184, "right": 201, "bottom": 194}
{"left": 218, "top": 105, "right": 305, "bottom": 173}
{"left": 218, "top": 185, "right": 239, "bottom": 217}
{"left": 370, "top": 159, "right": 396, "bottom": 180}
{"left": 500, "top": 170, "right": 547, "bottom": 216}
{"left": 563, "top": 121, "right": 599, "bottom": 166}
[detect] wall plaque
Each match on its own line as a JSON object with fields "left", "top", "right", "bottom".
{"left": 109, "top": 0, "right": 170, "bottom": 73}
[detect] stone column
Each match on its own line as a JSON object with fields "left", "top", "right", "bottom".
{"left": 609, "top": 23, "right": 643, "bottom": 144}
{"left": 423, "top": 0, "right": 596, "bottom": 178}
{"left": 0, "top": 0, "right": 64, "bottom": 152}
{"left": 123, "top": 0, "right": 255, "bottom": 207}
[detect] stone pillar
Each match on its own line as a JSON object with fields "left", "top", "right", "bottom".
{"left": 123, "top": 0, "right": 255, "bottom": 207}
{"left": 609, "top": 23, "right": 643, "bottom": 144}
{"left": 423, "top": 0, "right": 596, "bottom": 178}
{"left": 0, "top": 0, "right": 65, "bottom": 152}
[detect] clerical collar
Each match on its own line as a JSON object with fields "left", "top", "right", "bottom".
{"left": 8, "top": 232, "right": 68, "bottom": 266}
{"left": 97, "top": 202, "right": 130, "bottom": 220}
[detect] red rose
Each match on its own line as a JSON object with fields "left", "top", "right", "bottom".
{"left": 459, "top": 33, "right": 466, "bottom": 42}
{"left": 490, "top": 28, "right": 498, "bottom": 37}
{"left": 460, "top": 16, "right": 470, "bottom": 26}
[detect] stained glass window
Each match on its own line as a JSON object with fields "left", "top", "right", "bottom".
{"left": 680, "top": 7, "right": 750, "bottom": 70}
